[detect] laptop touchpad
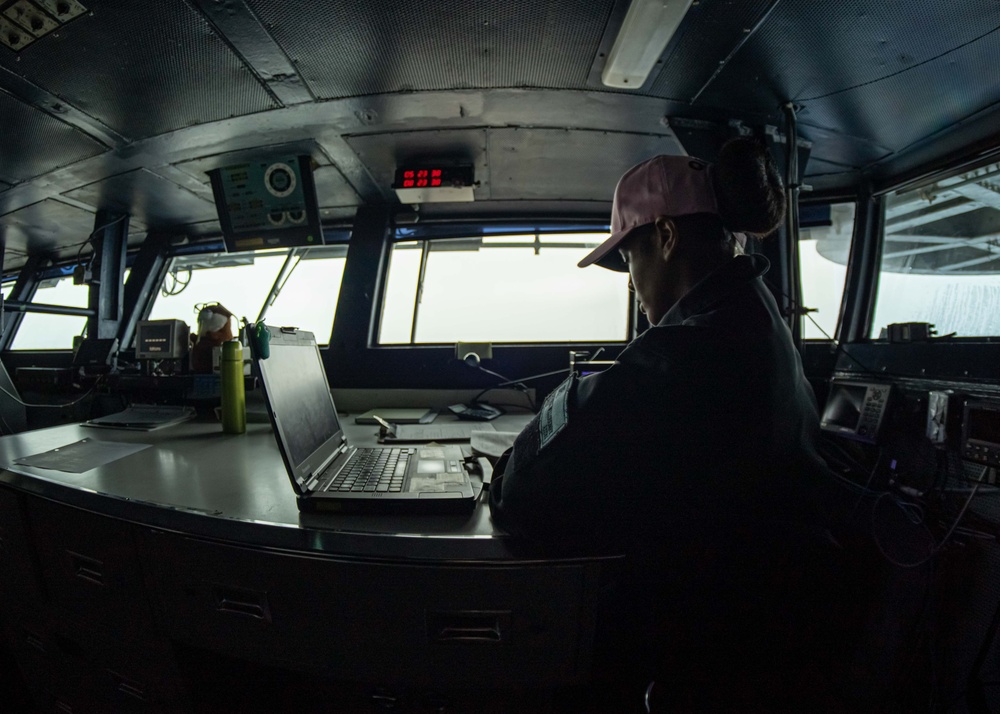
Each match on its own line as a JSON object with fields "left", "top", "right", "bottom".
{"left": 417, "top": 459, "right": 446, "bottom": 473}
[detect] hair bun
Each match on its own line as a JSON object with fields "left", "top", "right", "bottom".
{"left": 713, "top": 138, "right": 786, "bottom": 236}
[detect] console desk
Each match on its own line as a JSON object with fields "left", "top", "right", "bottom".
{"left": 0, "top": 416, "right": 614, "bottom": 712}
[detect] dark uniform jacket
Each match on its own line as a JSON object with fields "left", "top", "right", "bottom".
{"left": 489, "top": 252, "right": 854, "bottom": 705}
{"left": 489, "top": 254, "right": 839, "bottom": 573}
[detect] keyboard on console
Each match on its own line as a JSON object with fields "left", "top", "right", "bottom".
{"left": 324, "top": 448, "right": 412, "bottom": 493}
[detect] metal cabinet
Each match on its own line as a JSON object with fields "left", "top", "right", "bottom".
{"left": 0, "top": 485, "right": 44, "bottom": 612}
{"left": 26, "top": 496, "right": 157, "bottom": 641}
{"left": 2, "top": 495, "right": 189, "bottom": 710}
{"left": 142, "top": 528, "right": 603, "bottom": 687}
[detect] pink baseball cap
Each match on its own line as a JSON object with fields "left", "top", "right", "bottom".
{"left": 579, "top": 154, "right": 736, "bottom": 272}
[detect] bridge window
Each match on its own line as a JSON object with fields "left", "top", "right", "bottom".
{"left": 147, "top": 245, "right": 347, "bottom": 345}
{"left": 799, "top": 203, "right": 856, "bottom": 339}
{"left": 10, "top": 270, "right": 133, "bottom": 350}
{"left": 872, "top": 161, "right": 1000, "bottom": 338}
{"left": 378, "top": 231, "right": 629, "bottom": 344}
{"left": 11, "top": 273, "right": 89, "bottom": 350}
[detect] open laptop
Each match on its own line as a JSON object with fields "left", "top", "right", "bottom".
{"left": 253, "top": 327, "right": 478, "bottom": 513}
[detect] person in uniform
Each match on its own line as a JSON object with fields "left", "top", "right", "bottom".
{"left": 488, "top": 138, "right": 851, "bottom": 710}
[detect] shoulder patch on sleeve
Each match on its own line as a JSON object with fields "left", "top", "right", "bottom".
{"left": 538, "top": 373, "right": 575, "bottom": 451}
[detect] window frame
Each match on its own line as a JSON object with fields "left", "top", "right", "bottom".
{"left": 144, "top": 238, "right": 352, "bottom": 347}
{"left": 798, "top": 200, "right": 859, "bottom": 343}
{"left": 373, "top": 224, "right": 634, "bottom": 347}
{"left": 866, "top": 155, "right": 1000, "bottom": 343}
{"left": 6, "top": 264, "right": 90, "bottom": 352}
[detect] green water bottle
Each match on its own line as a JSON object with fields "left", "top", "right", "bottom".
{"left": 221, "top": 340, "right": 246, "bottom": 434}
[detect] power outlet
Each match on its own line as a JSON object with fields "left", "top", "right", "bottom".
{"left": 455, "top": 342, "right": 493, "bottom": 363}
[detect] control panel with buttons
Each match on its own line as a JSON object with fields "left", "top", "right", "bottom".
{"left": 961, "top": 401, "right": 1000, "bottom": 466}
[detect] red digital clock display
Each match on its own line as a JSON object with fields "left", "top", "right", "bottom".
{"left": 401, "top": 169, "right": 443, "bottom": 188}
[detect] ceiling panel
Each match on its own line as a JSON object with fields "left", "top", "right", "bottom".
{"left": 311, "top": 165, "right": 362, "bottom": 210}
{"left": 693, "top": 0, "right": 1000, "bottom": 133}
{"left": 247, "top": 0, "right": 615, "bottom": 100}
{"left": 803, "top": 158, "right": 860, "bottom": 189}
{"left": 797, "top": 32, "right": 1000, "bottom": 158}
{"left": 346, "top": 129, "right": 489, "bottom": 201}
{"left": 1, "top": 0, "right": 277, "bottom": 140}
{"left": 487, "top": 128, "right": 683, "bottom": 201}
{"left": 0, "top": 91, "right": 106, "bottom": 184}
{"left": 63, "top": 168, "right": 217, "bottom": 229}
{"left": 649, "top": 0, "right": 776, "bottom": 101}
{"left": 0, "top": 198, "right": 95, "bottom": 258}
{"left": 798, "top": 123, "right": 892, "bottom": 173}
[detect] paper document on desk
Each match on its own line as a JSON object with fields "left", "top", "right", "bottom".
{"left": 14, "top": 438, "right": 151, "bottom": 474}
{"left": 379, "top": 422, "right": 497, "bottom": 443}
{"left": 469, "top": 431, "right": 520, "bottom": 459}
{"left": 355, "top": 408, "right": 436, "bottom": 425}
{"left": 84, "top": 404, "right": 196, "bottom": 431}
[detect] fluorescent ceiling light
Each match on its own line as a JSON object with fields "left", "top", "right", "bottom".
{"left": 602, "top": 0, "right": 694, "bottom": 89}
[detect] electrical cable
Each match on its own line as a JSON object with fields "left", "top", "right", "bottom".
{"left": 849, "top": 447, "right": 884, "bottom": 523}
{"left": 71, "top": 214, "right": 129, "bottom": 270}
{"left": 469, "top": 367, "right": 573, "bottom": 412}
{"left": 0, "top": 375, "right": 105, "bottom": 409}
{"left": 872, "top": 465, "right": 990, "bottom": 569}
{"left": 161, "top": 268, "right": 192, "bottom": 297}
{"left": 763, "top": 276, "right": 881, "bottom": 376}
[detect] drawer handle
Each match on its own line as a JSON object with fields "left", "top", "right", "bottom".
{"left": 23, "top": 629, "right": 45, "bottom": 653}
{"left": 213, "top": 586, "right": 272, "bottom": 622}
{"left": 66, "top": 550, "right": 104, "bottom": 586}
{"left": 427, "top": 611, "right": 507, "bottom": 643}
{"left": 437, "top": 625, "right": 502, "bottom": 642}
{"left": 107, "top": 670, "right": 147, "bottom": 701}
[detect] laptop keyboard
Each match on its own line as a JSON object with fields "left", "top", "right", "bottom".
{"left": 324, "top": 448, "right": 413, "bottom": 493}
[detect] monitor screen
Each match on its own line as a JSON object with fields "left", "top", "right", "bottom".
{"left": 257, "top": 339, "right": 341, "bottom": 470}
{"left": 135, "top": 320, "right": 188, "bottom": 360}
{"left": 822, "top": 383, "right": 867, "bottom": 431}
{"left": 967, "top": 406, "right": 1000, "bottom": 445}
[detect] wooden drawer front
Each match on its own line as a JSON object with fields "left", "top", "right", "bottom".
{"left": 0, "top": 486, "right": 44, "bottom": 610}
{"left": 26, "top": 497, "right": 154, "bottom": 639}
{"left": 143, "top": 530, "right": 594, "bottom": 686}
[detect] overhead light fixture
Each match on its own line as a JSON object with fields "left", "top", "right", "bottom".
{"left": 601, "top": 0, "right": 694, "bottom": 89}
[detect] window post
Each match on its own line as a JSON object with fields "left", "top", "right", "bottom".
{"left": 88, "top": 210, "right": 129, "bottom": 340}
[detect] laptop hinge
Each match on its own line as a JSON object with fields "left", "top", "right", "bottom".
{"left": 305, "top": 442, "right": 350, "bottom": 491}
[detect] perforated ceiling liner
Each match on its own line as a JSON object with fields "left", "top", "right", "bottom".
{"left": 0, "top": 93, "right": 105, "bottom": 184}
{"left": 2, "top": 0, "right": 277, "bottom": 140}
{"left": 247, "top": 0, "right": 615, "bottom": 99}
{"left": 0, "top": 200, "right": 97, "bottom": 260}
{"left": 649, "top": 0, "right": 775, "bottom": 101}
{"left": 64, "top": 169, "right": 218, "bottom": 229}
{"left": 785, "top": 30, "right": 1000, "bottom": 158}
{"left": 693, "top": 0, "right": 1000, "bottom": 137}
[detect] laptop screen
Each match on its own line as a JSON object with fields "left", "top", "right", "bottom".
{"left": 256, "top": 332, "right": 342, "bottom": 471}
